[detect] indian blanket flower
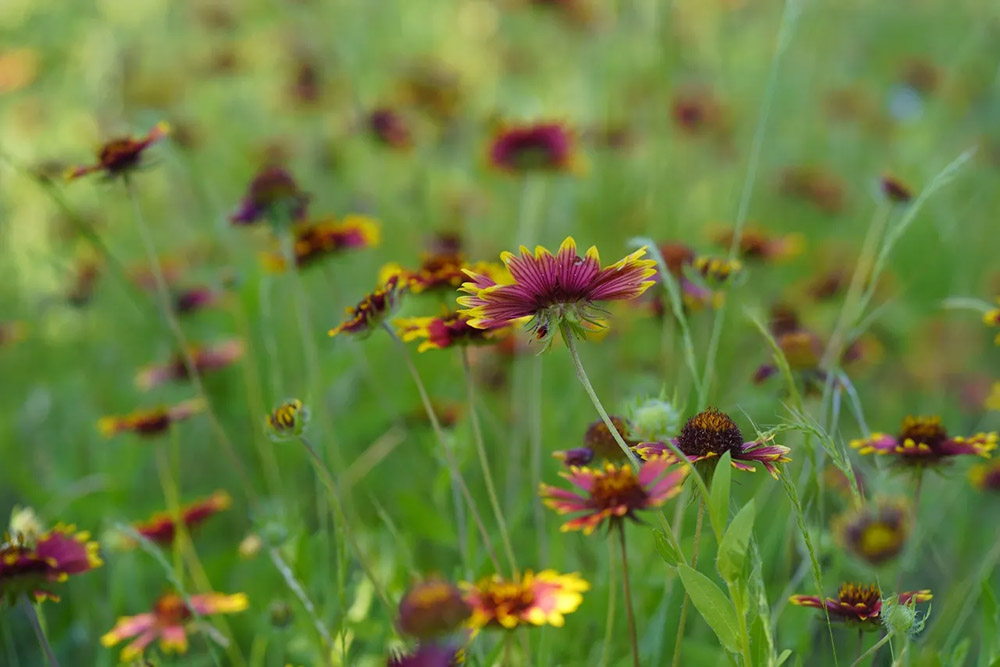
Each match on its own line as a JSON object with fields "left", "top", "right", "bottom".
{"left": 260, "top": 215, "right": 380, "bottom": 271}
{"left": 790, "top": 583, "right": 931, "bottom": 629}
{"left": 488, "top": 122, "right": 577, "bottom": 173}
{"left": 834, "top": 499, "right": 910, "bottom": 565}
{"left": 380, "top": 252, "right": 504, "bottom": 295}
{"left": 136, "top": 340, "right": 245, "bottom": 390}
{"left": 128, "top": 491, "right": 232, "bottom": 545}
{"left": 457, "top": 237, "right": 656, "bottom": 343}
{"left": 540, "top": 457, "right": 688, "bottom": 534}
{"left": 969, "top": 460, "right": 1000, "bottom": 492}
{"left": 648, "top": 241, "right": 720, "bottom": 315}
{"left": 101, "top": 591, "right": 249, "bottom": 661}
{"left": 462, "top": 570, "right": 588, "bottom": 629}
{"left": 1, "top": 524, "right": 103, "bottom": 604}
{"left": 369, "top": 107, "right": 413, "bottom": 149}
{"left": 66, "top": 122, "right": 170, "bottom": 181}
{"left": 397, "top": 577, "right": 471, "bottom": 639}
{"left": 396, "top": 312, "right": 510, "bottom": 352}
{"left": 98, "top": 398, "right": 205, "bottom": 438}
{"left": 637, "top": 408, "right": 791, "bottom": 478}
{"left": 230, "top": 166, "right": 309, "bottom": 225}
{"left": 265, "top": 399, "right": 310, "bottom": 441}
{"left": 850, "top": 415, "right": 997, "bottom": 468}
{"left": 553, "top": 416, "right": 640, "bottom": 467}
{"left": 329, "top": 275, "right": 406, "bottom": 339}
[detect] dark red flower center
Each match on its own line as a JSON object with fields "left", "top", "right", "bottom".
{"left": 98, "top": 139, "right": 146, "bottom": 173}
{"left": 675, "top": 408, "right": 744, "bottom": 458}
{"left": 583, "top": 417, "right": 634, "bottom": 460}
{"left": 589, "top": 467, "right": 648, "bottom": 512}
{"left": 897, "top": 415, "right": 948, "bottom": 451}
{"left": 837, "top": 582, "right": 881, "bottom": 608}
{"left": 155, "top": 594, "right": 192, "bottom": 625}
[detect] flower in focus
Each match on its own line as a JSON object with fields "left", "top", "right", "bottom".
{"left": 711, "top": 227, "right": 804, "bottom": 263}
{"left": 101, "top": 591, "right": 248, "bottom": 661}
{"left": 790, "top": 583, "right": 931, "bottom": 630}
{"left": 553, "top": 416, "right": 640, "bottom": 467}
{"left": 0, "top": 321, "right": 28, "bottom": 348}
{"left": 265, "top": 399, "right": 310, "bottom": 441}
{"left": 488, "top": 122, "right": 577, "bottom": 173}
{"left": 128, "top": 491, "right": 232, "bottom": 546}
{"left": 136, "top": 340, "right": 245, "bottom": 390}
{"left": 458, "top": 237, "right": 656, "bottom": 344}
{"left": 0, "top": 524, "right": 103, "bottom": 604}
{"left": 637, "top": 408, "right": 791, "bottom": 478}
{"left": 66, "top": 122, "right": 170, "bottom": 181}
{"left": 328, "top": 275, "right": 406, "bottom": 339}
{"left": 230, "top": 166, "right": 309, "bottom": 225}
{"left": 462, "top": 570, "right": 588, "bottom": 629}
{"left": 369, "top": 108, "right": 414, "bottom": 150}
{"left": 834, "top": 499, "right": 910, "bottom": 565}
{"left": 397, "top": 577, "right": 471, "bottom": 639}
{"left": 389, "top": 643, "right": 462, "bottom": 667}
{"left": 850, "top": 415, "right": 997, "bottom": 468}
{"left": 969, "top": 460, "right": 1000, "bottom": 492}
{"left": 540, "top": 457, "right": 687, "bottom": 534}
{"left": 880, "top": 174, "right": 913, "bottom": 203}
{"left": 98, "top": 398, "right": 205, "bottom": 438}
{"left": 396, "top": 312, "right": 510, "bottom": 352}
{"left": 261, "top": 215, "right": 381, "bottom": 271}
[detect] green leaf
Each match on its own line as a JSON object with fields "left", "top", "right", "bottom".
{"left": 776, "top": 649, "right": 793, "bottom": 667}
{"left": 750, "top": 611, "right": 773, "bottom": 667}
{"left": 981, "top": 579, "right": 999, "bottom": 666}
{"left": 717, "top": 500, "right": 755, "bottom": 583}
{"left": 677, "top": 563, "right": 740, "bottom": 654}
{"left": 709, "top": 450, "right": 732, "bottom": 539}
{"left": 951, "top": 638, "right": 970, "bottom": 667}
{"left": 654, "top": 529, "right": 682, "bottom": 566}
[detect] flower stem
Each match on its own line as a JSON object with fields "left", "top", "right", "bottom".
{"left": 672, "top": 500, "right": 704, "bottom": 667}
{"left": 852, "top": 632, "right": 893, "bottom": 667}
{"left": 268, "top": 546, "right": 334, "bottom": 667}
{"left": 600, "top": 537, "right": 617, "bottom": 667}
{"left": 20, "top": 597, "right": 58, "bottom": 667}
{"left": 461, "top": 348, "right": 519, "bottom": 577}
{"left": 618, "top": 523, "right": 641, "bottom": 667}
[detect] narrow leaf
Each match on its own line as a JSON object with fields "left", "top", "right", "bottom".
{"left": 654, "top": 529, "right": 682, "bottom": 567}
{"left": 709, "top": 451, "right": 732, "bottom": 539}
{"left": 717, "top": 500, "right": 756, "bottom": 583}
{"left": 776, "top": 649, "right": 793, "bottom": 666}
{"left": 677, "top": 564, "right": 740, "bottom": 654}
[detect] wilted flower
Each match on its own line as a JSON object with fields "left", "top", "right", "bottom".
{"left": 1, "top": 525, "right": 103, "bottom": 604}
{"left": 66, "top": 122, "right": 170, "bottom": 181}
{"left": 835, "top": 499, "right": 910, "bottom": 565}
{"left": 462, "top": 570, "right": 588, "bottom": 629}
{"left": 328, "top": 275, "right": 406, "bottom": 339}
{"left": 397, "top": 577, "right": 471, "bottom": 639}
{"left": 261, "top": 215, "right": 381, "bottom": 271}
{"left": 369, "top": 108, "right": 413, "bottom": 149}
{"left": 129, "top": 491, "right": 232, "bottom": 545}
{"left": 553, "top": 417, "right": 640, "bottom": 467}
{"left": 0, "top": 321, "right": 28, "bottom": 348}
{"left": 488, "top": 122, "right": 577, "bottom": 173}
{"left": 265, "top": 399, "right": 310, "bottom": 441}
{"left": 396, "top": 312, "right": 510, "bottom": 352}
{"left": 98, "top": 398, "right": 205, "bottom": 438}
{"left": 389, "top": 643, "right": 462, "bottom": 667}
{"left": 850, "top": 415, "right": 997, "bottom": 468}
{"left": 969, "top": 460, "right": 1000, "bottom": 492}
{"left": 101, "top": 591, "right": 248, "bottom": 661}
{"left": 540, "top": 458, "right": 688, "bottom": 534}
{"left": 790, "top": 583, "right": 931, "bottom": 630}
{"left": 880, "top": 174, "right": 913, "bottom": 203}
{"left": 230, "top": 166, "right": 309, "bottom": 225}
{"left": 136, "top": 340, "right": 245, "bottom": 390}
{"left": 458, "top": 237, "right": 656, "bottom": 344}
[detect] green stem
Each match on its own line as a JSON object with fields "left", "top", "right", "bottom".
{"left": 728, "top": 581, "right": 753, "bottom": 667}
{"left": 672, "top": 500, "right": 704, "bottom": 667}
{"left": 618, "top": 523, "right": 641, "bottom": 667}
{"left": 600, "top": 537, "right": 617, "bottom": 667}
{"left": 852, "top": 633, "right": 892, "bottom": 667}
{"left": 267, "top": 547, "right": 334, "bottom": 667}
{"left": 21, "top": 597, "right": 58, "bottom": 667}
{"left": 529, "top": 357, "right": 548, "bottom": 564}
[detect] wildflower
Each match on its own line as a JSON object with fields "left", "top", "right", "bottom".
{"left": 671, "top": 86, "right": 724, "bottom": 134}
{"left": 637, "top": 408, "right": 791, "bottom": 478}
{"left": 101, "top": 591, "right": 248, "bottom": 661}
{"left": 462, "top": 570, "right": 588, "bottom": 629}
{"left": 711, "top": 227, "right": 803, "bottom": 262}
{"left": 694, "top": 255, "right": 742, "bottom": 284}
{"left": 381, "top": 252, "right": 504, "bottom": 296}
{"left": 328, "top": 275, "right": 406, "bottom": 338}
{"left": 0, "top": 321, "right": 28, "bottom": 348}
{"left": 835, "top": 499, "right": 910, "bottom": 565}
{"left": 265, "top": 399, "right": 310, "bottom": 441}
{"left": 136, "top": 340, "right": 245, "bottom": 390}
{"left": 261, "top": 215, "right": 380, "bottom": 271}
{"left": 230, "top": 166, "right": 309, "bottom": 225}
{"left": 850, "top": 415, "right": 997, "bottom": 468}
{"left": 488, "top": 122, "right": 577, "bottom": 173}
{"left": 66, "top": 122, "right": 170, "bottom": 181}
{"left": 649, "top": 242, "right": 720, "bottom": 313}
{"left": 790, "top": 583, "right": 931, "bottom": 629}
{"left": 880, "top": 174, "right": 913, "bottom": 203}
{"left": 969, "top": 460, "right": 1000, "bottom": 492}
{"left": 396, "top": 312, "right": 509, "bottom": 352}
{"left": 987, "top": 382, "right": 1000, "bottom": 412}
{"left": 397, "top": 61, "right": 462, "bottom": 120}
{"left": 553, "top": 417, "right": 639, "bottom": 466}
{"left": 389, "top": 643, "right": 462, "bottom": 667}
{"left": 175, "top": 286, "right": 222, "bottom": 314}
{"left": 98, "top": 398, "right": 205, "bottom": 438}
{"left": 129, "top": 491, "right": 232, "bottom": 545}
{"left": 1, "top": 524, "right": 103, "bottom": 604}
{"left": 369, "top": 108, "right": 413, "bottom": 150}
{"left": 397, "top": 578, "right": 471, "bottom": 639}
{"left": 458, "top": 237, "right": 656, "bottom": 344}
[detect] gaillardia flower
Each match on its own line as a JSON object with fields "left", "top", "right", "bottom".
{"left": 850, "top": 415, "right": 997, "bottom": 468}
{"left": 260, "top": 215, "right": 380, "bottom": 271}
{"left": 488, "top": 122, "right": 577, "bottom": 173}
{"left": 1, "top": 525, "right": 103, "bottom": 604}
{"left": 129, "top": 491, "right": 232, "bottom": 545}
{"left": 637, "top": 408, "right": 791, "bottom": 478}
{"left": 969, "top": 460, "right": 1000, "bottom": 492}
{"left": 458, "top": 237, "right": 656, "bottom": 343}
{"left": 328, "top": 275, "right": 405, "bottom": 339}
{"left": 175, "top": 286, "right": 222, "bottom": 315}
{"left": 101, "top": 591, "right": 248, "bottom": 661}
{"left": 380, "top": 252, "right": 504, "bottom": 296}
{"left": 66, "top": 122, "right": 170, "bottom": 181}
{"left": 396, "top": 312, "right": 509, "bottom": 352}
{"left": 711, "top": 227, "right": 803, "bottom": 262}
{"left": 462, "top": 570, "right": 588, "bottom": 629}
{"left": 98, "top": 398, "right": 205, "bottom": 438}
{"left": 834, "top": 499, "right": 910, "bottom": 565}
{"left": 540, "top": 457, "right": 688, "bottom": 534}
{"left": 553, "top": 416, "right": 640, "bottom": 467}
{"left": 265, "top": 399, "right": 310, "bottom": 441}
{"left": 230, "top": 166, "right": 309, "bottom": 225}
{"left": 136, "top": 340, "right": 245, "bottom": 390}
{"left": 790, "top": 583, "right": 931, "bottom": 629}
{"left": 397, "top": 577, "right": 471, "bottom": 639}
{"left": 369, "top": 107, "right": 413, "bottom": 150}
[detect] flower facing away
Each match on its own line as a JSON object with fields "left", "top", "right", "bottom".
{"left": 540, "top": 458, "right": 688, "bottom": 534}
{"left": 395, "top": 312, "right": 510, "bottom": 352}
{"left": 397, "top": 577, "right": 471, "bottom": 639}
{"left": 389, "top": 643, "right": 462, "bottom": 667}
{"left": 850, "top": 415, "right": 997, "bottom": 468}
{"left": 790, "top": 583, "right": 931, "bottom": 630}
{"left": 461, "top": 570, "right": 588, "bottom": 629}
{"left": 457, "top": 237, "right": 657, "bottom": 344}
{"left": 328, "top": 275, "right": 406, "bottom": 339}
{"left": 136, "top": 340, "right": 245, "bottom": 390}
{"left": 98, "top": 398, "right": 205, "bottom": 438}
{"left": 834, "top": 499, "right": 910, "bottom": 565}
{"left": 265, "top": 399, "right": 310, "bottom": 441}
{"left": 553, "top": 416, "right": 640, "bottom": 467}
{"left": 637, "top": 408, "right": 791, "bottom": 478}
{"left": 101, "top": 591, "right": 248, "bottom": 661}
{"left": 230, "top": 166, "right": 310, "bottom": 225}
{"left": 260, "top": 215, "right": 381, "bottom": 271}
{"left": 488, "top": 122, "right": 577, "bottom": 173}
{"left": 128, "top": 491, "right": 232, "bottom": 545}
{"left": 970, "top": 460, "right": 1000, "bottom": 492}
{"left": 0, "top": 525, "right": 103, "bottom": 604}
{"left": 66, "top": 122, "right": 170, "bottom": 181}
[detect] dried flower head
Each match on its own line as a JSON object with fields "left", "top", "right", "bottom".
{"left": 66, "top": 122, "right": 170, "bottom": 181}
{"left": 328, "top": 275, "right": 406, "bottom": 339}
{"left": 835, "top": 499, "right": 910, "bottom": 565}
{"left": 261, "top": 215, "right": 380, "bottom": 271}
{"left": 128, "top": 491, "right": 232, "bottom": 546}
{"left": 488, "top": 122, "right": 577, "bottom": 173}
{"left": 397, "top": 577, "right": 471, "bottom": 639}
{"left": 396, "top": 312, "right": 510, "bottom": 352}
{"left": 790, "top": 583, "right": 931, "bottom": 630}
{"left": 462, "top": 570, "right": 588, "bottom": 629}
{"left": 850, "top": 415, "right": 997, "bottom": 468}
{"left": 1, "top": 524, "right": 103, "bottom": 604}
{"left": 230, "top": 166, "right": 309, "bottom": 225}
{"left": 98, "top": 398, "right": 205, "bottom": 438}
{"left": 265, "top": 399, "right": 310, "bottom": 441}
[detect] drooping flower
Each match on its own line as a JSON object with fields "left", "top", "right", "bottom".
{"left": 265, "top": 399, "right": 310, "bottom": 441}
{"left": 101, "top": 591, "right": 248, "bottom": 661}
{"left": 397, "top": 577, "right": 471, "bottom": 639}
{"left": 0, "top": 524, "right": 103, "bottom": 604}
{"left": 98, "top": 398, "right": 205, "bottom": 438}
{"left": 540, "top": 457, "right": 688, "bottom": 534}
{"left": 488, "top": 122, "right": 577, "bottom": 173}
{"left": 260, "top": 215, "right": 381, "bottom": 271}
{"left": 328, "top": 275, "right": 406, "bottom": 339}
{"left": 230, "top": 166, "right": 309, "bottom": 225}
{"left": 395, "top": 312, "right": 510, "bottom": 352}
{"left": 552, "top": 416, "right": 640, "bottom": 467}
{"left": 834, "top": 499, "right": 910, "bottom": 565}
{"left": 850, "top": 415, "right": 997, "bottom": 468}
{"left": 369, "top": 108, "right": 413, "bottom": 150}
{"left": 969, "top": 460, "right": 1000, "bottom": 492}
{"left": 128, "top": 491, "right": 232, "bottom": 545}
{"left": 66, "top": 122, "right": 170, "bottom": 181}
{"left": 790, "top": 583, "right": 931, "bottom": 630}
{"left": 637, "top": 408, "right": 791, "bottom": 478}
{"left": 388, "top": 643, "right": 462, "bottom": 667}
{"left": 462, "top": 570, "right": 588, "bottom": 629}
{"left": 457, "top": 237, "right": 656, "bottom": 343}
{"left": 136, "top": 340, "right": 245, "bottom": 390}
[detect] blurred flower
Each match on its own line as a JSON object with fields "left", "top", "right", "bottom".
{"left": 711, "top": 227, "right": 804, "bottom": 262}
{"left": 850, "top": 415, "right": 997, "bottom": 468}
{"left": 230, "top": 166, "right": 309, "bottom": 225}
{"left": 175, "top": 286, "right": 222, "bottom": 314}
{"left": 790, "top": 583, "right": 931, "bottom": 630}
{"left": 329, "top": 275, "right": 406, "bottom": 338}
{"left": 969, "top": 460, "right": 1000, "bottom": 492}
{"left": 553, "top": 416, "right": 640, "bottom": 466}
{"left": 488, "top": 122, "right": 577, "bottom": 173}
{"left": 823, "top": 464, "right": 865, "bottom": 501}
{"left": 0, "top": 48, "right": 39, "bottom": 94}
{"left": 637, "top": 408, "right": 791, "bottom": 478}
{"left": 136, "top": 340, "right": 245, "bottom": 390}
{"left": 0, "top": 321, "right": 28, "bottom": 348}
{"left": 98, "top": 398, "right": 205, "bottom": 438}
{"left": 671, "top": 86, "right": 725, "bottom": 135}
{"left": 541, "top": 458, "right": 687, "bottom": 534}
{"left": 835, "top": 499, "right": 910, "bottom": 565}
{"left": 369, "top": 108, "right": 414, "bottom": 150}
{"left": 983, "top": 298, "right": 1000, "bottom": 345}
{"left": 381, "top": 252, "right": 504, "bottom": 296}
{"left": 397, "top": 577, "right": 471, "bottom": 639}
{"left": 626, "top": 394, "right": 683, "bottom": 443}
{"left": 694, "top": 255, "right": 742, "bottom": 284}
{"left": 128, "top": 491, "right": 232, "bottom": 545}
{"left": 461, "top": 570, "right": 588, "bottom": 629}
{"left": 66, "top": 122, "right": 170, "bottom": 181}
{"left": 458, "top": 237, "right": 656, "bottom": 344}
{"left": 880, "top": 174, "right": 913, "bottom": 203}
{"left": 0, "top": 525, "right": 103, "bottom": 604}
{"left": 987, "top": 382, "right": 1000, "bottom": 412}
{"left": 649, "top": 242, "right": 720, "bottom": 313}
{"left": 238, "top": 533, "right": 263, "bottom": 559}
{"left": 290, "top": 58, "right": 321, "bottom": 106}
{"left": 101, "top": 592, "right": 248, "bottom": 661}
{"left": 261, "top": 215, "right": 380, "bottom": 271}
{"left": 899, "top": 57, "right": 941, "bottom": 95}
{"left": 397, "top": 62, "right": 462, "bottom": 120}
{"left": 389, "top": 643, "right": 462, "bottom": 667}
{"left": 780, "top": 165, "right": 844, "bottom": 214}
{"left": 396, "top": 312, "right": 510, "bottom": 352}
{"left": 805, "top": 268, "right": 849, "bottom": 302}
{"left": 265, "top": 399, "right": 310, "bottom": 441}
